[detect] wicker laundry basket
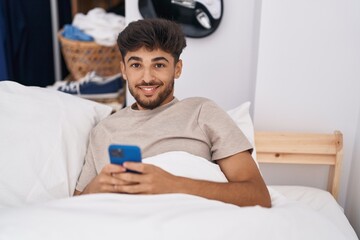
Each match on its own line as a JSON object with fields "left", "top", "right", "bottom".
{"left": 58, "top": 31, "right": 122, "bottom": 80}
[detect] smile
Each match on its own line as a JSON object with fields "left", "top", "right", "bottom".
{"left": 138, "top": 85, "right": 160, "bottom": 95}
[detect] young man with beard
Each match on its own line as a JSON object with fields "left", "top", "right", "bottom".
{"left": 74, "top": 18, "right": 271, "bottom": 208}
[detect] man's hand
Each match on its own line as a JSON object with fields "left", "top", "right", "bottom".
{"left": 75, "top": 162, "right": 179, "bottom": 195}
{"left": 111, "top": 162, "right": 179, "bottom": 194}
{"left": 77, "top": 164, "right": 128, "bottom": 194}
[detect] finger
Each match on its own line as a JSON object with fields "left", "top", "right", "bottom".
{"left": 115, "top": 172, "right": 144, "bottom": 183}
{"left": 109, "top": 177, "right": 132, "bottom": 186}
{"left": 116, "top": 183, "right": 149, "bottom": 194}
{"left": 102, "top": 163, "right": 127, "bottom": 174}
{"left": 111, "top": 174, "right": 138, "bottom": 185}
{"left": 123, "top": 162, "right": 148, "bottom": 173}
{"left": 101, "top": 184, "right": 122, "bottom": 193}
{"left": 100, "top": 182, "right": 138, "bottom": 193}
{"left": 98, "top": 173, "right": 130, "bottom": 186}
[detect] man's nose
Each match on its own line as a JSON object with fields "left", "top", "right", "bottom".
{"left": 143, "top": 68, "right": 154, "bottom": 83}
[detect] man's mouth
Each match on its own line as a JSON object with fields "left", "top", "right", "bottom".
{"left": 137, "top": 85, "right": 160, "bottom": 96}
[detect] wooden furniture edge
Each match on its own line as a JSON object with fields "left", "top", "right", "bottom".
{"left": 254, "top": 130, "right": 343, "bottom": 200}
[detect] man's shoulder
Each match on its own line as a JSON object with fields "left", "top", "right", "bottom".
{"left": 92, "top": 107, "right": 129, "bottom": 131}
{"left": 180, "top": 97, "right": 215, "bottom": 105}
{"left": 180, "top": 97, "right": 222, "bottom": 111}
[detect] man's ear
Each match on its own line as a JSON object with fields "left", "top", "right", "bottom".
{"left": 120, "top": 61, "right": 127, "bottom": 80}
{"left": 175, "top": 59, "right": 183, "bottom": 79}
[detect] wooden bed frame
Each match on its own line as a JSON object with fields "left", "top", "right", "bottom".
{"left": 254, "top": 131, "right": 343, "bottom": 200}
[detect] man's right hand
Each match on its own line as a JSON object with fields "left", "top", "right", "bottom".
{"left": 74, "top": 164, "right": 128, "bottom": 195}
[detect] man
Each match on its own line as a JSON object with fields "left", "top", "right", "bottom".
{"left": 74, "top": 18, "right": 271, "bottom": 208}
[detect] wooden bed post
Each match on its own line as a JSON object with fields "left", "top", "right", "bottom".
{"left": 327, "top": 131, "right": 343, "bottom": 199}
{"left": 255, "top": 130, "right": 343, "bottom": 201}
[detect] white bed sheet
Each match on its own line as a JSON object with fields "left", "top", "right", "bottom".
{"left": 0, "top": 152, "right": 357, "bottom": 240}
{"left": 0, "top": 189, "right": 356, "bottom": 240}
{"left": 271, "top": 185, "right": 357, "bottom": 239}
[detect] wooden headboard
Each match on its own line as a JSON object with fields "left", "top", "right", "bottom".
{"left": 254, "top": 131, "right": 343, "bottom": 200}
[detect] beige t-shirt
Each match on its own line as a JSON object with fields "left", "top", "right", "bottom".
{"left": 75, "top": 97, "right": 252, "bottom": 192}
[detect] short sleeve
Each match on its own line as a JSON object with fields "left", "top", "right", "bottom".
{"left": 197, "top": 100, "right": 253, "bottom": 160}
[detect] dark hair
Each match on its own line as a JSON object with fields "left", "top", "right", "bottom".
{"left": 117, "top": 18, "right": 187, "bottom": 62}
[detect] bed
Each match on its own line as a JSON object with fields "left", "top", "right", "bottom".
{"left": 0, "top": 81, "right": 358, "bottom": 240}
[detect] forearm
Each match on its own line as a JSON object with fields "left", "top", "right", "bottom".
{"left": 173, "top": 176, "right": 271, "bottom": 208}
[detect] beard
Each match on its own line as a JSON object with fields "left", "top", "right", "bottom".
{"left": 129, "top": 79, "right": 175, "bottom": 110}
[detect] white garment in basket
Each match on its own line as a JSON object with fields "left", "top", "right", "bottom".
{"left": 72, "top": 8, "right": 125, "bottom": 46}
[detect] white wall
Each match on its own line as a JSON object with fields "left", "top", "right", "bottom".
{"left": 346, "top": 107, "right": 360, "bottom": 236}
{"left": 125, "top": 0, "right": 261, "bottom": 111}
{"left": 253, "top": 0, "right": 360, "bottom": 214}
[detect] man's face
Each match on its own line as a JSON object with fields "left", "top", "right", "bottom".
{"left": 121, "top": 47, "right": 182, "bottom": 110}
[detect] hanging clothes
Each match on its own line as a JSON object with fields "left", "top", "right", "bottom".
{"left": 0, "top": 0, "right": 27, "bottom": 83}
{"left": 0, "top": 4, "right": 8, "bottom": 80}
{"left": 0, "top": 0, "right": 71, "bottom": 87}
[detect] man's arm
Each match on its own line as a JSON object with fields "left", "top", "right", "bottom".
{"left": 111, "top": 151, "right": 271, "bottom": 208}
{"left": 213, "top": 151, "right": 271, "bottom": 207}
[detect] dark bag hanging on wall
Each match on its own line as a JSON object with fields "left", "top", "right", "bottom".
{"left": 138, "top": 0, "right": 224, "bottom": 38}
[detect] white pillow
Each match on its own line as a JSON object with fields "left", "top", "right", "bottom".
{"left": 226, "top": 101, "right": 257, "bottom": 160}
{"left": 0, "top": 81, "right": 112, "bottom": 207}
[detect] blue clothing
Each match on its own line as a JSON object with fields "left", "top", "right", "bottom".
{"left": 62, "top": 24, "right": 93, "bottom": 41}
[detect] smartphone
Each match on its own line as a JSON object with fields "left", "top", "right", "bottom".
{"left": 108, "top": 144, "right": 142, "bottom": 167}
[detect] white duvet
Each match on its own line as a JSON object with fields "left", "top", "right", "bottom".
{"left": 0, "top": 152, "right": 357, "bottom": 240}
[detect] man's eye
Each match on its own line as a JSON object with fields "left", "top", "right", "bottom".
{"left": 131, "top": 63, "right": 141, "bottom": 68}
{"left": 155, "top": 63, "right": 165, "bottom": 68}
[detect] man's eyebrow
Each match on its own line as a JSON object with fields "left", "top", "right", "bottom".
{"left": 127, "top": 56, "right": 169, "bottom": 63}
{"left": 152, "top": 57, "right": 169, "bottom": 63}
{"left": 127, "top": 56, "right": 142, "bottom": 62}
